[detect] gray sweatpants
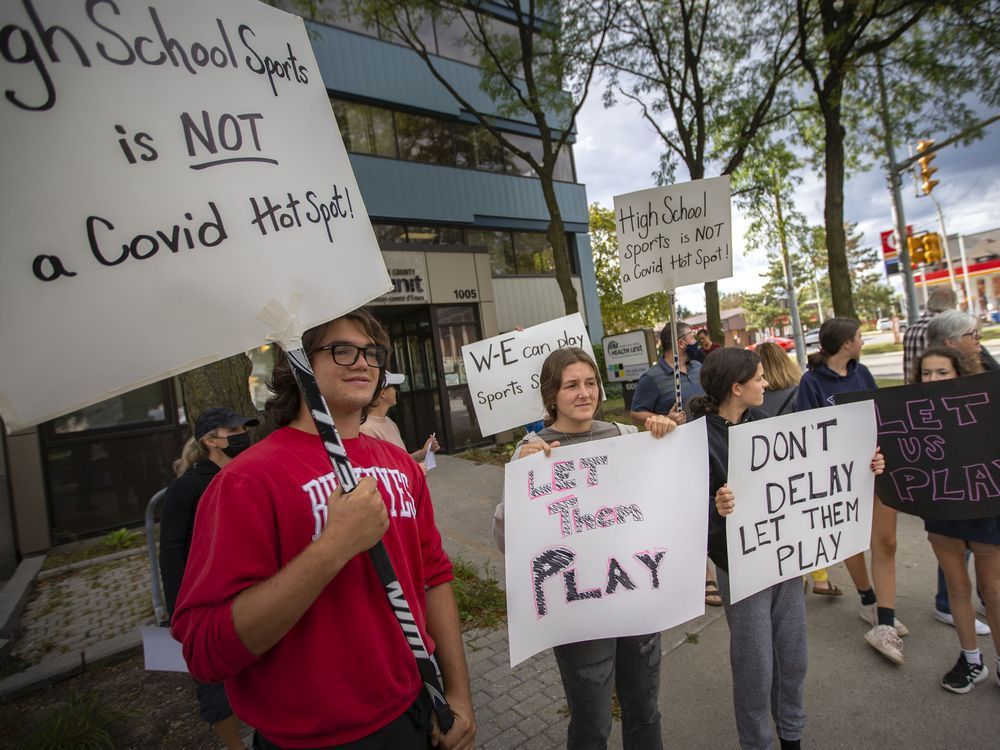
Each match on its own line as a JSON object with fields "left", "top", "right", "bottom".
{"left": 717, "top": 570, "right": 807, "bottom": 750}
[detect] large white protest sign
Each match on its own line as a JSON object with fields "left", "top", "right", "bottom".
{"left": 725, "top": 402, "right": 877, "bottom": 604}
{"left": 0, "top": 0, "right": 390, "bottom": 431}
{"left": 613, "top": 176, "right": 732, "bottom": 301}
{"left": 462, "top": 314, "right": 594, "bottom": 437}
{"left": 503, "top": 421, "right": 709, "bottom": 666}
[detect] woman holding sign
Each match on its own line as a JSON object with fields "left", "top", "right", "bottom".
{"left": 500, "top": 347, "right": 677, "bottom": 750}
{"left": 695, "top": 348, "right": 884, "bottom": 750}
{"left": 794, "top": 318, "right": 907, "bottom": 665}
{"left": 915, "top": 346, "right": 1000, "bottom": 693}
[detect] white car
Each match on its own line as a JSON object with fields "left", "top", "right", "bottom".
{"left": 876, "top": 318, "right": 892, "bottom": 331}
{"left": 804, "top": 328, "right": 821, "bottom": 346}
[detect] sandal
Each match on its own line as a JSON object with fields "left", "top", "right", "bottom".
{"left": 705, "top": 580, "right": 723, "bottom": 607}
{"left": 812, "top": 581, "right": 843, "bottom": 596}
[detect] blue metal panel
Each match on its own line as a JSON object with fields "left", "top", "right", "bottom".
{"left": 349, "top": 155, "right": 589, "bottom": 227}
{"left": 307, "top": 22, "right": 573, "bottom": 133}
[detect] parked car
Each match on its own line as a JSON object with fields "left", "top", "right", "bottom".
{"left": 876, "top": 318, "right": 892, "bottom": 331}
{"left": 747, "top": 336, "right": 796, "bottom": 352}
{"left": 804, "top": 328, "right": 820, "bottom": 346}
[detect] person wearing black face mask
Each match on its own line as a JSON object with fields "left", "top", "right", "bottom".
{"left": 159, "top": 407, "right": 259, "bottom": 750}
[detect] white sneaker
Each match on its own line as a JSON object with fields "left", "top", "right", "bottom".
{"left": 859, "top": 603, "right": 909, "bottom": 637}
{"left": 933, "top": 608, "right": 991, "bottom": 636}
{"left": 865, "top": 624, "right": 904, "bottom": 665}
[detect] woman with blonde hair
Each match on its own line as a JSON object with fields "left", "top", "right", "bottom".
{"left": 756, "top": 342, "right": 801, "bottom": 417}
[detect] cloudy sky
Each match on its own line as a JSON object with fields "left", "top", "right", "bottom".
{"left": 573, "top": 84, "right": 1000, "bottom": 313}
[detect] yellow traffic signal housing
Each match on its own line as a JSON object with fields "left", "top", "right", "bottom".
{"left": 923, "top": 232, "right": 943, "bottom": 265}
{"left": 907, "top": 234, "right": 926, "bottom": 265}
{"left": 916, "top": 139, "right": 939, "bottom": 195}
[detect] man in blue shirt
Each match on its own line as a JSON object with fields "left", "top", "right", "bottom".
{"left": 630, "top": 322, "right": 706, "bottom": 426}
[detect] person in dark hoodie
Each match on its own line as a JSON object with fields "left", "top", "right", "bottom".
{"left": 696, "top": 348, "right": 884, "bottom": 750}
{"left": 159, "top": 407, "right": 259, "bottom": 750}
{"left": 794, "top": 318, "right": 908, "bottom": 665}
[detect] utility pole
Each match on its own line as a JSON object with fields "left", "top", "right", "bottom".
{"left": 875, "top": 54, "right": 920, "bottom": 324}
{"left": 773, "top": 183, "right": 807, "bottom": 369}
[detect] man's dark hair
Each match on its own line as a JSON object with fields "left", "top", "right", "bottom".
{"left": 265, "top": 309, "right": 390, "bottom": 428}
{"left": 659, "top": 322, "right": 692, "bottom": 354}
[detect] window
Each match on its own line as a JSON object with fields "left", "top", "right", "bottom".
{"left": 512, "top": 231, "right": 556, "bottom": 274}
{"left": 434, "top": 9, "right": 481, "bottom": 65}
{"left": 394, "top": 111, "right": 455, "bottom": 165}
{"left": 453, "top": 123, "right": 508, "bottom": 172}
{"left": 506, "top": 133, "right": 575, "bottom": 181}
{"left": 467, "top": 229, "right": 516, "bottom": 275}
{"left": 331, "top": 99, "right": 397, "bottom": 158}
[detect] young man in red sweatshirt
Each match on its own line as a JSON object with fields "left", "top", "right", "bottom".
{"left": 172, "top": 309, "right": 475, "bottom": 750}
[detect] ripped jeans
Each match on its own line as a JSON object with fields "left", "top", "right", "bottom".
{"left": 552, "top": 633, "right": 663, "bottom": 750}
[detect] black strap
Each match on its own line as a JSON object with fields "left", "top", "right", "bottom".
{"left": 776, "top": 386, "right": 798, "bottom": 415}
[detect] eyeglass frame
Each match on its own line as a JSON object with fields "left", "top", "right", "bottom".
{"left": 961, "top": 330, "right": 982, "bottom": 341}
{"left": 312, "top": 342, "right": 389, "bottom": 368}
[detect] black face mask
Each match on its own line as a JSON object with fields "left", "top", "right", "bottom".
{"left": 221, "top": 431, "right": 251, "bottom": 459}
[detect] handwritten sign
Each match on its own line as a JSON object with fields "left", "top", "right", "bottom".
{"left": 613, "top": 176, "right": 733, "bottom": 300}
{"left": 725, "top": 402, "right": 877, "bottom": 604}
{"left": 462, "top": 314, "right": 594, "bottom": 437}
{"left": 503, "top": 421, "right": 709, "bottom": 666}
{"left": 0, "top": 0, "right": 390, "bottom": 431}
{"left": 837, "top": 372, "right": 1000, "bottom": 520}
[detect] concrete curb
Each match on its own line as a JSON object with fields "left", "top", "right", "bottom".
{"left": 0, "top": 555, "right": 46, "bottom": 639}
{"left": 37, "top": 546, "right": 145, "bottom": 581}
{"left": 0, "top": 629, "right": 143, "bottom": 702}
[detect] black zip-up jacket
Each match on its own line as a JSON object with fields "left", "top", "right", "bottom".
{"left": 158, "top": 461, "right": 219, "bottom": 617}
{"left": 703, "top": 408, "right": 769, "bottom": 573}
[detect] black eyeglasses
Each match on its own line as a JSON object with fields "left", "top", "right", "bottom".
{"left": 313, "top": 343, "right": 388, "bottom": 367}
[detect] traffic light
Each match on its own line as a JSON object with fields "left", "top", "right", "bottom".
{"left": 923, "top": 232, "right": 943, "bottom": 265}
{"left": 916, "top": 139, "right": 939, "bottom": 195}
{"left": 907, "top": 234, "right": 926, "bottom": 266}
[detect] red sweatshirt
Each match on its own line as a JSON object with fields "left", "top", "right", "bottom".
{"left": 171, "top": 427, "right": 453, "bottom": 747}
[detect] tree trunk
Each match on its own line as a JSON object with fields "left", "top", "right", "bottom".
{"left": 704, "top": 281, "right": 723, "bottom": 344}
{"left": 177, "top": 352, "right": 263, "bottom": 436}
{"left": 822, "top": 100, "right": 856, "bottom": 319}
{"left": 539, "top": 176, "right": 580, "bottom": 315}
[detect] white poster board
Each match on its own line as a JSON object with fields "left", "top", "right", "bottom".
{"left": 140, "top": 625, "right": 188, "bottom": 673}
{"left": 503, "top": 421, "right": 709, "bottom": 666}
{"left": 0, "top": 0, "right": 390, "bottom": 431}
{"left": 613, "top": 175, "right": 733, "bottom": 301}
{"left": 462, "top": 314, "right": 594, "bottom": 437}
{"left": 725, "top": 402, "right": 877, "bottom": 604}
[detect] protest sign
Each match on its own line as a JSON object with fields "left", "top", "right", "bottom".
{"left": 613, "top": 176, "right": 733, "bottom": 301}
{"left": 0, "top": 0, "right": 390, "bottom": 431}
{"left": 503, "top": 421, "right": 709, "bottom": 666}
{"left": 725, "top": 402, "right": 876, "bottom": 604}
{"left": 462, "top": 314, "right": 594, "bottom": 437}
{"left": 141, "top": 625, "right": 188, "bottom": 673}
{"left": 837, "top": 372, "right": 1000, "bottom": 520}
{"left": 602, "top": 329, "right": 656, "bottom": 383}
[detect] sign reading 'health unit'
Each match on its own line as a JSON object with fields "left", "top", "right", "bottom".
{"left": 0, "top": 0, "right": 389, "bottom": 431}
{"left": 462, "top": 314, "right": 594, "bottom": 437}
{"left": 725, "top": 402, "right": 877, "bottom": 604}
{"left": 503, "top": 422, "right": 709, "bottom": 666}
{"left": 613, "top": 175, "right": 733, "bottom": 300}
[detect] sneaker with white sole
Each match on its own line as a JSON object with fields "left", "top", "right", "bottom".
{"left": 865, "top": 624, "right": 904, "bottom": 665}
{"left": 933, "top": 608, "right": 991, "bottom": 636}
{"left": 859, "top": 603, "right": 909, "bottom": 637}
{"left": 940, "top": 653, "right": 988, "bottom": 694}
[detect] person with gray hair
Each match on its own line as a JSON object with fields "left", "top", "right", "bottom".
{"left": 902, "top": 286, "right": 957, "bottom": 384}
{"left": 927, "top": 310, "right": 985, "bottom": 374}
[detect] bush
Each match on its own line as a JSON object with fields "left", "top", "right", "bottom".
{"left": 24, "top": 692, "right": 129, "bottom": 750}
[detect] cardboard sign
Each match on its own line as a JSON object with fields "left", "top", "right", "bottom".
{"left": 602, "top": 329, "right": 655, "bottom": 382}
{"left": 462, "top": 314, "right": 594, "bottom": 437}
{"left": 503, "top": 421, "right": 709, "bottom": 666}
{"left": 837, "top": 372, "right": 1000, "bottom": 520}
{"left": 725, "top": 402, "right": 877, "bottom": 604}
{"left": 0, "top": 0, "right": 390, "bottom": 431}
{"left": 613, "top": 176, "right": 733, "bottom": 300}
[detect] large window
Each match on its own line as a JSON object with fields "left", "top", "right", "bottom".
{"left": 330, "top": 98, "right": 576, "bottom": 183}
{"left": 466, "top": 229, "right": 516, "bottom": 275}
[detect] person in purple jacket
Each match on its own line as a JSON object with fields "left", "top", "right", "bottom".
{"left": 795, "top": 318, "right": 908, "bottom": 664}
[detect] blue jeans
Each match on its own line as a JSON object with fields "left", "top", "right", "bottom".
{"left": 553, "top": 634, "right": 663, "bottom": 750}
{"left": 935, "top": 552, "right": 984, "bottom": 613}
